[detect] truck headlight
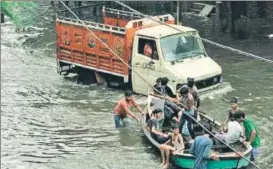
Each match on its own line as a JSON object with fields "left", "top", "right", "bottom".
{"left": 213, "top": 77, "right": 218, "bottom": 83}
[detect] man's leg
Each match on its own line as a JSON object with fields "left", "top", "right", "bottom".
{"left": 251, "top": 148, "right": 260, "bottom": 161}
{"left": 114, "top": 114, "right": 121, "bottom": 128}
{"left": 159, "top": 145, "right": 166, "bottom": 166}
{"left": 187, "top": 118, "right": 195, "bottom": 139}
{"left": 179, "top": 114, "right": 186, "bottom": 133}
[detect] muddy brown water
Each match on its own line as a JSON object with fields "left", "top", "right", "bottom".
{"left": 1, "top": 2, "right": 273, "bottom": 169}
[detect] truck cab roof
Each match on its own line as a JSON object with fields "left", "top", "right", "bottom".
{"left": 135, "top": 24, "right": 197, "bottom": 39}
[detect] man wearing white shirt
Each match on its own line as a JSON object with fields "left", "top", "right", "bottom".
{"left": 215, "top": 118, "right": 244, "bottom": 145}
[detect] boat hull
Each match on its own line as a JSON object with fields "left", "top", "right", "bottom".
{"left": 171, "top": 155, "right": 250, "bottom": 169}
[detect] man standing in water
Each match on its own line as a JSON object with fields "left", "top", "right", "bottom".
{"left": 234, "top": 111, "right": 261, "bottom": 161}
{"left": 223, "top": 97, "right": 240, "bottom": 124}
{"left": 190, "top": 123, "right": 219, "bottom": 169}
{"left": 113, "top": 90, "right": 143, "bottom": 128}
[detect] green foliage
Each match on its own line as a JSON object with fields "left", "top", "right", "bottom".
{"left": 1, "top": 1, "right": 39, "bottom": 27}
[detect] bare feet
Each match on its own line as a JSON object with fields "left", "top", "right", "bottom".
{"left": 172, "top": 150, "right": 178, "bottom": 155}
{"left": 163, "top": 163, "right": 169, "bottom": 169}
{"left": 161, "top": 161, "right": 165, "bottom": 166}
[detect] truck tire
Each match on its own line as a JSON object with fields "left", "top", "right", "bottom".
{"left": 76, "top": 67, "right": 97, "bottom": 85}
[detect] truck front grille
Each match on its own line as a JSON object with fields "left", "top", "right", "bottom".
{"left": 195, "top": 75, "right": 221, "bottom": 89}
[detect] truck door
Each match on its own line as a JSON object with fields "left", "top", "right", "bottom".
{"left": 131, "top": 37, "right": 160, "bottom": 95}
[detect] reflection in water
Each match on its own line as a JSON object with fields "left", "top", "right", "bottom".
{"left": 1, "top": 2, "right": 273, "bottom": 169}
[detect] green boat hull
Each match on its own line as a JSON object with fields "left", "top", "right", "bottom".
{"left": 171, "top": 154, "right": 251, "bottom": 169}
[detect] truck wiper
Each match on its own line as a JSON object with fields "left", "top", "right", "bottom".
{"left": 174, "top": 54, "right": 189, "bottom": 62}
{"left": 192, "top": 51, "right": 207, "bottom": 57}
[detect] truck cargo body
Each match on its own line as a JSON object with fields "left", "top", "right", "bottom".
{"left": 56, "top": 16, "right": 136, "bottom": 83}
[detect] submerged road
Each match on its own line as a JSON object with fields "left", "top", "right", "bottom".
{"left": 1, "top": 2, "right": 273, "bottom": 169}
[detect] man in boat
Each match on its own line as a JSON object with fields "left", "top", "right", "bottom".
{"left": 161, "top": 77, "right": 176, "bottom": 98}
{"left": 147, "top": 108, "right": 171, "bottom": 144}
{"left": 234, "top": 111, "right": 261, "bottom": 161}
{"left": 215, "top": 115, "right": 244, "bottom": 146}
{"left": 189, "top": 123, "right": 219, "bottom": 169}
{"left": 159, "top": 125, "right": 185, "bottom": 169}
{"left": 153, "top": 77, "right": 162, "bottom": 95}
{"left": 113, "top": 90, "right": 143, "bottom": 128}
{"left": 223, "top": 97, "right": 240, "bottom": 124}
{"left": 178, "top": 87, "right": 196, "bottom": 139}
{"left": 179, "top": 78, "right": 200, "bottom": 109}
{"left": 187, "top": 78, "right": 200, "bottom": 109}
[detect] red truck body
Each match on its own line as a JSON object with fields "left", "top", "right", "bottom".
{"left": 56, "top": 7, "right": 174, "bottom": 81}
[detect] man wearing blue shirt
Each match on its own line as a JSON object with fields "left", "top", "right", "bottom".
{"left": 189, "top": 124, "right": 219, "bottom": 169}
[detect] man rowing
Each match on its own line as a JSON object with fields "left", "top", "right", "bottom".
{"left": 113, "top": 90, "right": 144, "bottom": 128}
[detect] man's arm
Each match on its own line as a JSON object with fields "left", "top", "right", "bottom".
{"left": 174, "top": 111, "right": 183, "bottom": 123}
{"left": 163, "top": 139, "right": 171, "bottom": 145}
{"left": 151, "top": 126, "right": 168, "bottom": 138}
{"left": 222, "top": 111, "right": 231, "bottom": 125}
{"left": 123, "top": 102, "right": 139, "bottom": 121}
{"left": 248, "top": 130, "right": 256, "bottom": 144}
{"left": 132, "top": 98, "right": 143, "bottom": 114}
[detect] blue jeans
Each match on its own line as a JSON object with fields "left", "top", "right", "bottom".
{"left": 251, "top": 148, "right": 260, "bottom": 161}
{"left": 114, "top": 114, "right": 122, "bottom": 128}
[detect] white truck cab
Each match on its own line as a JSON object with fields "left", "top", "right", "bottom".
{"left": 131, "top": 22, "right": 222, "bottom": 95}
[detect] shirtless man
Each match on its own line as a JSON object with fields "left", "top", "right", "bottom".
{"left": 180, "top": 77, "right": 200, "bottom": 109}
{"left": 113, "top": 90, "right": 143, "bottom": 128}
{"left": 178, "top": 87, "right": 196, "bottom": 139}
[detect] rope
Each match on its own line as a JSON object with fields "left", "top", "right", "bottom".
{"left": 59, "top": 2, "right": 262, "bottom": 169}
{"left": 114, "top": 1, "right": 273, "bottom": 64}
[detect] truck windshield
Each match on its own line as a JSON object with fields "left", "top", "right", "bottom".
{"left": 160, "top": 32, "right": 206, "bottom": 62}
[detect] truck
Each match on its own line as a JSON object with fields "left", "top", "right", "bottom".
{"left": 56, "top": 6, "right": 223, "bottom": 96}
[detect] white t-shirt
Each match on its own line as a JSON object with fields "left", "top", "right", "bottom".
{"left": 226, "top": 121, "right": 243, "bottom": 144}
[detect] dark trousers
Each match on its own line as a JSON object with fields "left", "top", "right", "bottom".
{"left": 179, "top": 112, "right": 196, "bottom": 139}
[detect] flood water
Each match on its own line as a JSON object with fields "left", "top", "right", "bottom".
{"left": 1, "top": 2, "right": 273, "bottom": 169}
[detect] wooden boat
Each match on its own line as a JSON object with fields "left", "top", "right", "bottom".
{"left": 141, "top": 93, "right": 252, "bottom": 169}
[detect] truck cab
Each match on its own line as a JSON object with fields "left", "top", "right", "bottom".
{"left": 130, "top": 21, "right": 222, "bottom": 95}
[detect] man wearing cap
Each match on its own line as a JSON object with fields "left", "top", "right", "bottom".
{"left": 234, "top": 111, "right": 261, "bottom": 161}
